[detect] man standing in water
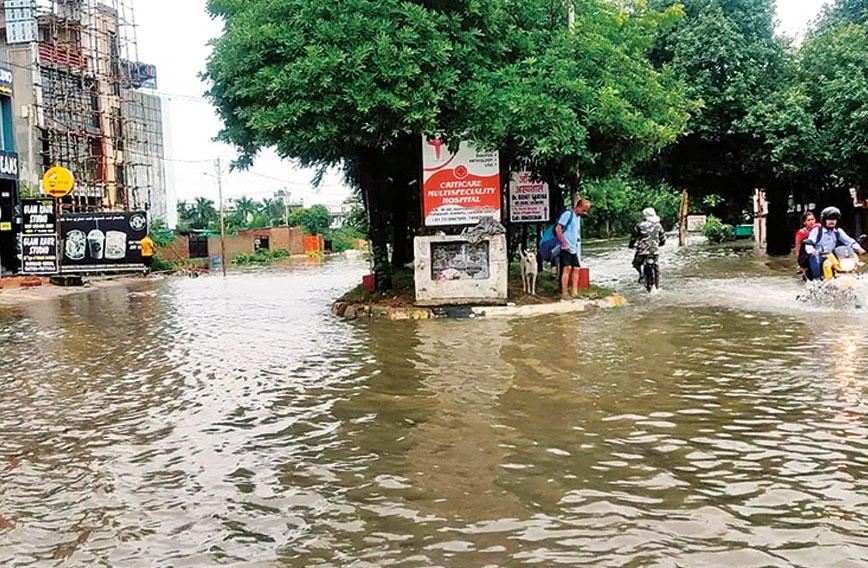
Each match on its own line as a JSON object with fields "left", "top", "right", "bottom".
{"left": 555, "top": 199, "right": 592, "bottom": 299}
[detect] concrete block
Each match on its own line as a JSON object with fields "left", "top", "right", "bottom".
{"left": 414, "top": 234, "right": 508, "bottom": 306}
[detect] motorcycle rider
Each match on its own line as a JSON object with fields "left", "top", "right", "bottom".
{"left": 804, "top": 206, "right": 865, "bottom": 281}
{"left": 629, "top": 207, "right": 666, "bottom": 289}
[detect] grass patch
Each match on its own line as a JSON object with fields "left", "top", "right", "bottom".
{"left": 338, "top": 268, "right": 416, "bottom": 307}
{"left": 507, "top": 263, "right": 614, "bottom": 305}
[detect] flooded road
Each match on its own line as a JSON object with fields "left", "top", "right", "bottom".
{"left": 2, "top": 245, "right": 868, "bottom": 566}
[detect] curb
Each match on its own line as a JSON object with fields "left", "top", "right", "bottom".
{"left": 332, "top": 294, "right": 627, "bottom": 321}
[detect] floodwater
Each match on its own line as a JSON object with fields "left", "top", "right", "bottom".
{"left": 2, "top": 243, "right": 868, "bottom": 567}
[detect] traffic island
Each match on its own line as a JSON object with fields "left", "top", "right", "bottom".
{"left": 332, "top": 267, "right": 625, "bottom": 321}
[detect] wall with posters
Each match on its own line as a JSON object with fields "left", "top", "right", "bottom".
{"left": 60, "top": 211, "right": 148, "bottom": 273}
{"left": 422, "top": 136, "right": 500, "bottom": 227}
{"left": 509, "top": 172, "right": 550, "bottom": 224}
{"left": 413, "top": 234, "right": 508, "bottom": 306}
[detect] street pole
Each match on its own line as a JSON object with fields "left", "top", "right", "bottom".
{"left": 284, "top": 187, "right": 289, "bottom": 226}
{"left": 215, "top": 157, "right": 227, "bottom": 278}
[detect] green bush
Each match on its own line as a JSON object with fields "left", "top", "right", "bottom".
{"left": 232, "top": 248, "right": 292, "bottom": 265}
{"left": 150, "top": 255, "right": 175, "bottom": 272}
{"left": 703, "top": 216, "right": 735, "bottom": 243}
{"left": 330, "top": 226, "right": 365, "bottom": 253}
{"left": 582, "top": 176, "right": 682, "bottom": 238}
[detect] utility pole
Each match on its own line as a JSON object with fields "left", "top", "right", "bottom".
{"left": 215, "top": 157, "right": 227, "bottom": 277}
{"left": 283, "top": 187, "right": 290, "bottom": 226}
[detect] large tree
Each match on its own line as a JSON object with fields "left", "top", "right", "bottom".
{"left": 204, "top": 0, "right": 692, "bottom": 285}
{"left": 648, "top": 0, "right": 798, "bottom": 251}
{"left": 801, "top": 20, "right": 868, "bottom": 201}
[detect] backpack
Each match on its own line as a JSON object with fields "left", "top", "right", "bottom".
{"left": 539, "top": 211, "right": 575, "bottom": 261}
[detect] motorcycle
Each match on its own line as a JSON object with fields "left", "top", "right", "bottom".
{"left": 641, "top": 255, "right": 660, "bottom": 293}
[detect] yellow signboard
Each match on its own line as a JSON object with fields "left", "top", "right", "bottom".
{"left": 43, "top": 166, "right": 75, "bottom": 198}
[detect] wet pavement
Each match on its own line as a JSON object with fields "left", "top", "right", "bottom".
{"left": 1, "top": 246, "right": 867, "bottom": 566}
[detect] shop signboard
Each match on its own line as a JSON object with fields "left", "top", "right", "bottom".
{"left": 60, "top": 211, "right": 148, "bottom": 273}
{"left": 509, "top": 171, "right": 550, "bottom": 223}
{"left": 22, "top": 198, "right": 55, "bottom": 235}
{"left": 20, "top": 198, "right": 58, "bottom": 275}
{"left": 0, "top": 151, "right": 18, "bottom": 181}
{"left": 422, "top": 136, "right": 500, "bottom": 226}
{"left": 21, "top": 234, "right": 58, "bottom": 274}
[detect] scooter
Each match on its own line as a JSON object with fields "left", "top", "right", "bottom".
{"left": 824, "top": 245, "right": 863, "bottom": 280}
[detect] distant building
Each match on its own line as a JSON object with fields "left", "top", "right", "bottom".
{"left": 328, "top": 202, "right": 353, "bottom": 229}
{"left": 124, "top": 90, "right": 167, "bottom": 222}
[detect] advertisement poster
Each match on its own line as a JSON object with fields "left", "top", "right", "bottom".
{"left": 21, "top": 234, "right": 58, "bottom": 274}
{"left": 422, "top": 136, "right": 500, "bottom": 226}
{"left": 509, "top": 172, "right": 550, "bottom": 223}
{"left": 430, "top": 241, "right": 490, "bottom": 281}
{"left": 60, "top": 211, "right": 148, "bottom": 273}
{"left": 22, "top": 198, "right": 56, "bottom": 235}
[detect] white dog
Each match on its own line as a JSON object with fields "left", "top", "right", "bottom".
{"left": 520, "top": 249, "right": 538, "bottom": 295}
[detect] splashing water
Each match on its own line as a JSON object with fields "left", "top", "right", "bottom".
{"left": 796, "top": 275, "right": 868, "bottom": 310}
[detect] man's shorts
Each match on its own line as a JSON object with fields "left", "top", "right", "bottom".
{"left": 559, "top": 250, "right": 580, "bottom": 268}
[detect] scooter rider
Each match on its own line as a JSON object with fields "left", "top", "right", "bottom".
{"left": 629, "top": 207, "right": 666, "bottom": 284}
{"left": 804, "top": 206, "right": 865, "bottom": 281}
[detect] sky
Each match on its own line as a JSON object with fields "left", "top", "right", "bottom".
{"left": 133, "top": 0, "right": 832, "bottom": 211}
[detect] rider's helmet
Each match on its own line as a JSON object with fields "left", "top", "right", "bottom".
{"left": 820, "top": 206, "right": 841, "bottom": 224}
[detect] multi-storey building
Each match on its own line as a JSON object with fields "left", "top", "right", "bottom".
{"left": 0, "top": 0, "right": 168, "bottom": 221}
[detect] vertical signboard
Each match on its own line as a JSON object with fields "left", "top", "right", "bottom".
{"left": 422, "top": 136, "right": 500, "bottom": 226}
{"left": 20, "top": 198, "right": 59, "bottom": 275}
{"left": 60, "top": 211, "right": 148, "bottom": 273}
{"left": 509, "top": 172, "right": 550, "bottom": 223}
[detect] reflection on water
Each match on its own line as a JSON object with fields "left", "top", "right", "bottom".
{"left": 1, "top": 251, "right": 868, "bottom": 566}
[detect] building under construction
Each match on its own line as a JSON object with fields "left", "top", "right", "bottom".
{"left": 1, "top": 0, "right": 168, "bottom": 220}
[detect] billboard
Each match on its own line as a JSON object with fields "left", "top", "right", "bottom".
{"left": 60, "top": 211, "right": 148, "bottom": 273}
{"left": 422, "top": 136, "right": 500, "bottom": 226}
{"left": 4, "top": 0, "right": 37, "bottom": 44}
{"left": 509, "top": 172, "right": 550, "bottom": 223}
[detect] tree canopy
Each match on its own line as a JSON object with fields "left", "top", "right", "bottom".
{"left": 204, "top": 0, "right": 694, "bottom": 281}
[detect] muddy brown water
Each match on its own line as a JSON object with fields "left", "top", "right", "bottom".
{"left": 1, "top": 245, "right": 867, "bottom": 566}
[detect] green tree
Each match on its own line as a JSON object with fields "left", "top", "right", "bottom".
{"left": 289, "top": 204, "right": 332, "bottom": 236}
{"left": 648, "top": 0, "right": 794, "bottom": 251}
{"left": 192, "top": 197, "right": 218, "bottom": 230}
{"left": 233, "top": 197, "right": 258, "bottom": 224}
{"left": 259, "top": 198, "right": 285, "bottom": 226}
{"left": 801, "top": 21, "right": 868, "bottom": 199}
{"left": 205, "top": 0, "right": 692, "bottom": 286}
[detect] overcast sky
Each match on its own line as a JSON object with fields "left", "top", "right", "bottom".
{"left": 133, "top": 0, "right": 831, "bottom": 208}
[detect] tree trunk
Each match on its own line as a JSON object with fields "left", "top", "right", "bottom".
{"left": 765, "top": 188, "right": 791, "bottom": 256}
{"left": 391, "top": 181, "right": 413, "bottom": 269}
{"left": 357, "top": 154, "right": 392, "bottom": 289}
